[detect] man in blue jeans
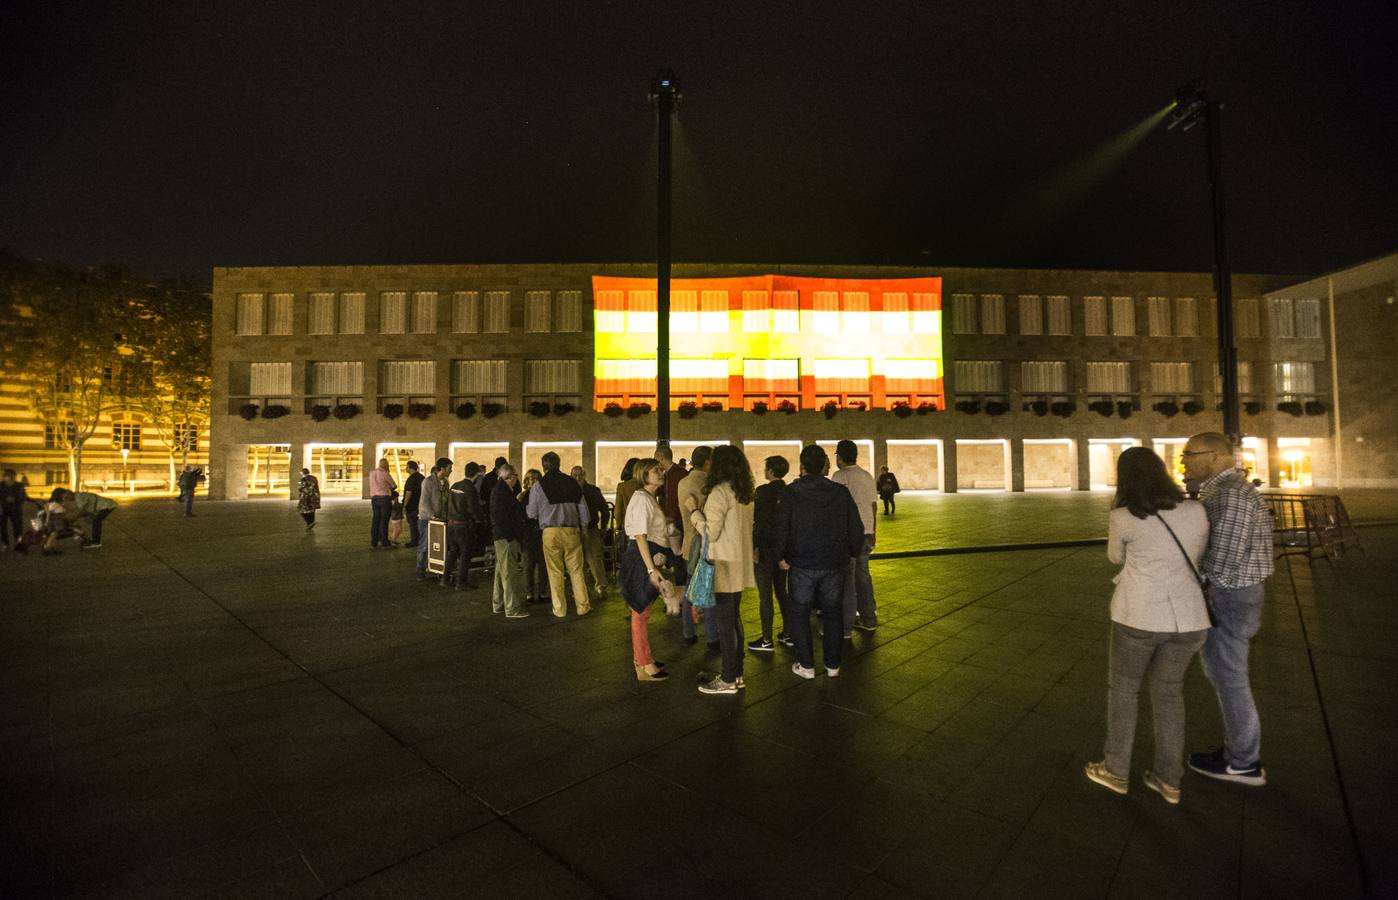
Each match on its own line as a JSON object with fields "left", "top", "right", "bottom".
{"left": 772, "top": 444, "right": 866, "bottom": 679}
{"left": 416, "top": 458, "right": 452, "bottom": 579}
{"left": 1182, "top": 432, "right": 1275, "bottom": 786}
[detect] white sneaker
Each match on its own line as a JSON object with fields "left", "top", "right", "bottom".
{"left": 791, "top": 662, "right": 816, "bottom": 680}
{"left": 826, "top": 667, "right": 840, "bottom": 677}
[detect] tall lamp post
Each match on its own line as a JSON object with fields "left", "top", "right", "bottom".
{"left": 1168, "top": 83, "right": 1240, "bottom": 447}
{"left": 649, "top": 69, "right": 680, "bottom": 444}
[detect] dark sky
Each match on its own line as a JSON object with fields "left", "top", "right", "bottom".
{"left": 3, "top": 1, "right": 1394, "bottom": 284}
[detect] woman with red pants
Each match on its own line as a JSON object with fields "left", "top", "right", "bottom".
{"left": 620, "top": 458, "right": 672, "bottom": 682}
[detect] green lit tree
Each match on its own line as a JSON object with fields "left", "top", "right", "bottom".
{"left": 128, "top": 281, "right": 212, "bottom": 491}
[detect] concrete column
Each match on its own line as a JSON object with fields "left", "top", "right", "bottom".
{"left": 287, "top": 443, "right": 304, "bottom": 501}
{"left": 361, "top": 440, "right": 375, "bottom": 499}
{"left": 1009, "top": 438, "right": 1025, "bottom": 492}
{"left": 943, "top": 440, "right": 959, "bottom": 493}
{"left": 581, "top": 439, "right": 597, "bottom": 481}
{"left": 1075, "top": 438, "right": 1092, "bottom": 491}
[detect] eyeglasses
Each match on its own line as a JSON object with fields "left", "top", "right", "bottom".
{"left": 1180, "top": 450, "right": 1216, "bottom": 458}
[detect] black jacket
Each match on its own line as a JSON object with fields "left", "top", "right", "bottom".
{"left": 773, "top": 474, "right": 865, "bottom": 571}
{"left": 491, "top": 480, "right": 528, "bottom": 542}
{"left": 580, "top": 482, "right": 609, "bottom": 530}
{"left": 402, "top": 471, "right": 425, "bottom": 514}
{"left": 446, "top": 477, "right": 485, "bottom": 525}
{"left": 753, "top": 479, "right": 786, "bottom": 551}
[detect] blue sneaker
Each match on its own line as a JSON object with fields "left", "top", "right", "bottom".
{"left": 1188, "top": 748, "right": 1266, "bottom": 786}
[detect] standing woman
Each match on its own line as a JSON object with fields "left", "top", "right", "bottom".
{"left": 297, "top": 467, "right": 321, "bottom": 530}
{"left": 1085, "top": 446, "right": 1211, "bottom": 805}
{"left": 687, "top": 444, "right": 756, "bottom": 695}
{"left": 621, "top": 458, "right": 670, "bottom": 681}
{"left": 613, "top": 457, "right": 641, "bottom": 537}
{"left": 519, "top": 469, "right": 550, "bottom": 605}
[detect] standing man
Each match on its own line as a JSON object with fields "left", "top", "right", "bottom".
{"left": 490, "top": 465, "right": 529, "bottom": 618}
{"left": 1, "top": 468, "right": 32, "bottom": 551}
{"left": 443, "top": 463, "right": 485, "bottom": 590}
{"left": 402, "top": 460, "right": 424, "bottom": 550}
{"left": 876, "top": 466, "right": 901, "bottom": 516}
{"left": 676, "top": 447, "right": 718, "bottom": 646}
{"left": 748, "top": 455, "right": 791, "bottom": 652}
{"left": 177, "top": 465, "right": 199, "bottom": 517}
{"left": 830, "top": 440, "right": 879, "bottom": 634}
{"left": 572, "top": 465, "right": 610, "bottom": 602}
{"left": 527, "top": 451, "right": 591, "bottom": 617}
{"left": 656, "top": 443, "right": 685, "bottom": 550}
{"left": 774, "top": 445, "right": 865, "bottom": 679}
{"left": 416, "top": 458, "right": 452, "bottom": 580}
{"left": 1182, "top": 431, "right": 1274, "bottom": 786}
{"left": 368, "top": 458, "right": 396, "bottom": 548}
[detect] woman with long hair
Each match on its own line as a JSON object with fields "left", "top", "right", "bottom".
{"left": 620, "top": 458, "right": 670, "bottom": 681}
{"left": 686, "top": 444, "right": 756, "bottom": 695}
{"left": 519, "top": 468, "right": 549, "bottom": 605}
{"left": 1085, "top": 446, "right": 1211, "bottom": 805}
{"left": 297, "top": 467, "right": 321, "bottom": 530}
{"left": 613, "top": 457, "right": 642, "bottom": 540}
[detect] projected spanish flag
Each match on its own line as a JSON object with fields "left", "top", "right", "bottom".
{"left": 591, "top": 274, "right": 943, "bottom": 412}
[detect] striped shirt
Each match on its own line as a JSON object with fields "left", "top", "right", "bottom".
{"left": 1198, "top": 469, "right": 1274, "bottom": 589}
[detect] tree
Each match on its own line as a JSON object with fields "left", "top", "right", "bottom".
{"left": 0, "top": 252, "right": 155, "bottom": 489}
{"left": 128, "top": 280, "right": 212, "bottom": 491}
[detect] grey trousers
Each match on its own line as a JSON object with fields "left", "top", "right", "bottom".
{"left": 1104, "top": 622, "right": 1208, "bottom": 787}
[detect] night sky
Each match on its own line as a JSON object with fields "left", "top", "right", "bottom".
{"left": 2, "top": 1, "right": 1394, "bottom": 284}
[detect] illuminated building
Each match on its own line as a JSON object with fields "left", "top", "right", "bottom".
{"left": 197, "top": 257, "right": 1397, "bottom": 500}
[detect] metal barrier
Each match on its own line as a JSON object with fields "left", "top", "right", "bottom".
{"left": 1265, "top": 493, "right": 1362, "bottom": 563}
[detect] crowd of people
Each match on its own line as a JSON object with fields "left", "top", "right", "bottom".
{"left": 0, "top": 469, "right": 118, "bottom": 554}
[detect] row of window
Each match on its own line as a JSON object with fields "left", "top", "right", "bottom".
{"left": 233, "top": 290, "right": 585, "bottom": 337}
{"left": 593, "top": 289, "right": 939, "bottom": 335}
{"left": 40, "top": 421, "right": 200, "bottom": 452}
{"left": 955, "top": 360, "right": 1318, "bottom": 396}
{"left": 950, "top": 295, "right": 1323, "bottom": 340}
{"left": 240, "top": 360, "right": 587, "bottom": 399}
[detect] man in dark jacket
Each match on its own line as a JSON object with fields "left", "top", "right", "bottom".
{"left": 572, "top": 465, "right": 610, "bottom": 601}
{"left": 490, "top": 465, "right": 529, "bottom": 618}
{"left": 748, "top": 455, "right": 791, "bottom": 653}
{"left": 402, "top": 460, "right": 424, "bottom": 549}
{"left": 443, "top": 463, "right": 485, "bottom": 590}
{"left": 774, "top": 444, "right": 865, "bottom": 679}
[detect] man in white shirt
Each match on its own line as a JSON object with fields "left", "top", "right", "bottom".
{"left": 829, "top": 440, "right": 878, "bottom": 634}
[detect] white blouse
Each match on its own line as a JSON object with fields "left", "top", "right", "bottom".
{"left": 1107, "top": 501, "right": 1212, "bottom": 633}
{"left": 625, "top": 489, "right": 670, "bottom": 546}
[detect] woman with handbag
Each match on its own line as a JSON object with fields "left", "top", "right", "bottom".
{"left": 1085, "top": 446, "right": 1211, "bottom": 805}
{"left": 621, "top": 458, "right": 672, "bottom": 682}
{"left": 686, "top": 445, "right": 756, "bottom": 696}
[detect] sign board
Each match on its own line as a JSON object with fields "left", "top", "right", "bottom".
{"left": 426, "top": 518, "right": 448, "bottom": 575}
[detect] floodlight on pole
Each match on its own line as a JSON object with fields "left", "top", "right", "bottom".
{"left": 1168, "top": 82, "right": 1240, "bottom": 447}
{"left": 649, "top": 69, "right": 680, "bottom": 445}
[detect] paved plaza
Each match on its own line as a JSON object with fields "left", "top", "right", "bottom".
{"left": 2, "top": 493, "right": 1395, "bottom": 898}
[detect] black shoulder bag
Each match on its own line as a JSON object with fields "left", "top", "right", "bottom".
{"left": 1153, "top": 512, "right": 1217, "bottom": 627}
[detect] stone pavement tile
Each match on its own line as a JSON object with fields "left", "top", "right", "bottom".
{"left": 846, "top": 874, "right": 927, "bottom": 899}
{"left": 201, "top": 856, "right": 324, "bottom": 900}
{"left": 1023, "top": 764, "right": 1139, "bottom": 861}
{"left": 944, "top": 751, "right": 1061, "bottom": 825}
{"left": 332, "top": 821, "right": 599, "bottom": 899}
{"left": 83, "top": 822, "right": 303, "bottom": 899}
{"left": 877, "top": 802, "right": 1018, "bottom": 897}
{"left": 319, "top": 661, "right": 522, "bottom": 746}
{"left": 978, "top": 828, "right": 1118, "bottom": 899}
{"left": 879, "top": 683, "right": 969, "bottom": 734}
{"left": 731, "top": 698, "right": 926, "bottom": 779}
{"left": 1032, "top": 681, "right": 1106, "bottom": 725}
{"left": 996, "top": 711, "right": 1094, "bottom": 768}
{"left": 1110, "top": 800, "right": 1241, "bottom": 900}
{"left": 882, "top": 729, "right": 998, "bottom": 801}
{"left": 1238, "top": 787, "right": 1365, "bottom": 898}
{"left": 284, "top": 768, "right": 495, "bottom": 892}
{"left": 802, "top": 779, "right": 934, "bottom": 873}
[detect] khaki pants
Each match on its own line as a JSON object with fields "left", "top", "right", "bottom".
{"left": 581, "top": 527, "right": 607, "bottom": 592}
{"left": 542, "top": 526, "right": 590, "bottom": 617}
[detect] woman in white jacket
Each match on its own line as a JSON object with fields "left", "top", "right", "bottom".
{"left": 686, "top": 445, "right": 756, "bottom": 695}
{"left": 1085, "top": 447, "right": 1211, "bottom": 806}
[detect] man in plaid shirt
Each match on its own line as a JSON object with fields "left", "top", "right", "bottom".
{"left": 1181, "top": 431, "right": 1274, "bottom": 786}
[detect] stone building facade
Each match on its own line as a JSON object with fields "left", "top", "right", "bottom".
{"left": 209, "top": 261, "right": 1360, "bottom": 500}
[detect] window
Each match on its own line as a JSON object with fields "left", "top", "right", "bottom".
{"left": 310, "top": 361, "right": 363, "bottom": 397}
{"left": 1021, "top": 360, "right": 1068, "bottom": 393}
{"left": 671, "top": 290, "right": 698, "bottom": 333}
{"left": 886, "top": 359, "right": 939, "bottom": 387}
{"left": 1086, "top": 361, "right": 1132, "bottom": 394}
{"left": 380, "top": 360, "right": 435, "bottom": 399}
{"left": 596, "top": 359, "right": 657, "bottom": 392}
{"left": 1268, "top": 298, "right": 1295, "bottom": 339}
{"left": 627, "top": 290, "right": 657, "bottom": 333}
{"left": 410, "top": 292, "right": 438, "bottom": 334}
{"left": 267, "top": 293, "right": 294, "bottom": 335}
{"left": 526, "top": 359, "right": 580, "bottom": 394}
{"left": 911, "top": 292, "right": 938, "bottom": 334}
{"left": 1150, "top": 362, "right": 1193, "bottom": 394}
{"left": 813, "top": 359, "right": 871, "bottom": 392}
{"left": 249, "top": 362, "right": 292, "bottom": 397}
{"left": 1111, "top": 296, "right": 1136, "bottom": 336}
{"left": 525, "top": 291, "right": 551, "bottom": 332}
{"left": 44, "top": 421, "right": 77, "bottom": 449}
{"left": 1018, "top": 295, "right": 1043, "bottom": 336}
{"left": 1235, "top": 298, "right": 1260, "bottom": 338}
{"left": 308, "top": 292, "right": 336, "bottom": 335}
{"left": 742, "top": 290, "right": 770, "bottom": 332}
{"left": 556, "top": 291, "right": 582, "bottom": 332}
{"left": 1273, "top": 361, "right": 1316, "bottom": 396}
{"left": 700, "top": 290, "right": 730, "bottom": 333}
{"left": 812, "top": 291, "right": 840, "bottom": 334}
{"left": 672, "top": 359, "right": 729, "bottom": 393}
{"left": 951, "top": 294, "right": 977, "bottom": 334}
{"left": 1296, "top": 298, "right": 1322, "bottom": 339}
{"left": 1147, "top": 296, "right": 1171, "bottom": 337}
{"left": 454, "top": 360, "right": 507, "bottom": 394}
{"left": 379, "top": 291, "right": 407, "bottom": 334}
{"left": 484, "top": 291, "right": 511, "bottom": 333}
{"left": 979, "top": 294, "right": 1006, "bottom": 335}
{"left": 743, "top": 358, "right": 799, "bottom": 388}
{"left": 954, "top": 360, "right": 1003, "bottom": 393}
{"left": 1174, "top": 297, "right": 1198, "bottom": 337}
{"left": 338, "top": 292, "right": 365, "bottom": 334}
{"left": 1213, "top": 362, "right": 1255, "bottom": 395}
{"left": 174, "top": 423, "right": 199, "bottom": 452}
{"left": 1046, "top": 295, "right": 1071, "bottom": 335}
{"left": 45, "top": 469, "right": 68, "bottom": 486}
{"left": 1083, "top": 296, "right": 1108, "bottom": 336}
{"left": 842, "top": 292, "right": 871, "bottom": 334}
{"left": 451, "top": 291, "right": 481, "bottom": 333}
{"left": 235, "top": 293, "right": 264, "bottom": 336}
{"left": 772, "top": 290, "right": 800, "bottom": 333}
{"left": 882, "top": 292, "right": 909, "bottom": 334}
{"left": 594, "top": 290, "right": 625, "bottom": 333}
{"left": 111, "top": 422, "right": 142, "bottom": 451}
